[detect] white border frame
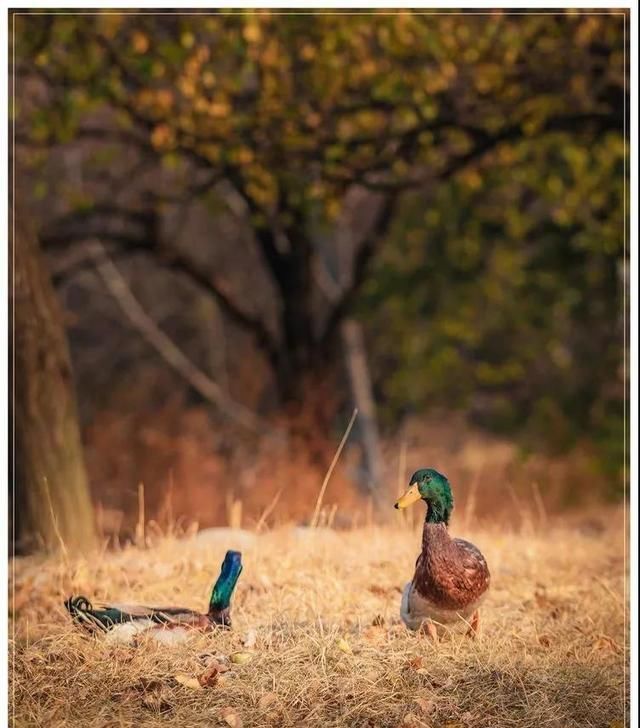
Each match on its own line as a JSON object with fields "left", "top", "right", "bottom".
{"left": 1, "top": 4, "right": 637, "bottom": 726}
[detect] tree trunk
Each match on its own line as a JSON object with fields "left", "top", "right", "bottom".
{"left": 12, "top": 201, "right": 97, "bottom": 553}
{"left": 340, "top": 318, "right": 383, "bottom": 503}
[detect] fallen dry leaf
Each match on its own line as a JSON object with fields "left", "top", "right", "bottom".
{"left": 198, "top": 651, "right": 229, "bottom": 667}
{"left": 422, "top": 675, "right": 454, "bottom": 689}
{"left": 123, "top": 679, "right": 173, "bottom": 714}
{"left": 221, "top": 706, "right": 243, "bottom": 728}
{"left": 198, "top": 662, "right": 228, "bottom": 688}
{"left": 405, "top": 656, "right": 424, "bottom": 671}
{"left": 414, "top": 697, "right": 433, "bottom": 714}
{"left": 141, "top": 689, "right": 172, "bottom": 714}
{"left": 106, "top": 646, "right": 136, "bottom": 665}
{"left": 591, "top": 635, "right": 622, "bottom": 654}
{"left": 401, "top": 712, "right": 424, "bottom": 727}
{"left": 174, "top": 673, "right": 202, "bottom": 690}
{"left": 362, "top": 625, "right": 386, "bottom": 642}
{"left": 258, "top": 691, "right": 278, "bottom": 710}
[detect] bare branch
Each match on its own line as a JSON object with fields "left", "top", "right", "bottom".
{"left": 41, "top": 205, "right": 154, "bottom": 250}
{"left": 325, "top": 111, "right": 621, "bottom": 193}
{"left": 87, "top": 241, "right": 271, "bottom": 434}
{"left": 42, "top": 204, "right": 280, "bottom": 364}
{"left": 154, "top": 247, "right": 281, "bottom": 367}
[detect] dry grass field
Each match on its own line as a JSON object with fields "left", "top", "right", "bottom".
{"left": 10, "top": 509, "right": 628, "bottom": 728}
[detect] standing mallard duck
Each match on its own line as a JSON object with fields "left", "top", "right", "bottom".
{"left": 395, "top": 469, "right": 490, "bottom": 639}
{"left": 65, "top": 550, "right": 242, "bottom": 639}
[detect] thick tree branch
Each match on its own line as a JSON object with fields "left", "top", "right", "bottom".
{"left": 221, "top": 168, "right": 290, "bottom": 292}
{"left": 43, "top": 207, "right": 281, "bottom": 366}
{"left": 321, "top": 192, "right": 398, "bottom": 346}
{"left": 154, "top": 248, "right": 280, "bottom": 368}
{"left": 87, "top": 241, "right": 270, "bottom": 434}
{"left": 318, "top": 109, "right": 620, "bottom": 345}
{"left": 41, "top": 206, "right": 154, "bottom": 250}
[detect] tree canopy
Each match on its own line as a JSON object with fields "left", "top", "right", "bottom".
{"left": 14, "top": 10, "right": 628, "bottom": 483}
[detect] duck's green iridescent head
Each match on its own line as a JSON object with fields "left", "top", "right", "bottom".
{"left": 394, "top": 468, "right": 453, "bottom": 524}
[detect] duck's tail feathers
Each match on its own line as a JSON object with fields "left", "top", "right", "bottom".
{"left": 65, "top": 596, "right": 159, "bottom": 632}
{"left": 209, "top": 550, "right": 243, "bottom": 615}
{"left": 65, "top": 596, "right": 116, "bottom": 633}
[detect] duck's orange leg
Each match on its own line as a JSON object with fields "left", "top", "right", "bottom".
{"left": 419, "top": 620, "right": 439, "bottom": 642}
{"left": 466, "top": 610, "right": 480, "bottom": 639}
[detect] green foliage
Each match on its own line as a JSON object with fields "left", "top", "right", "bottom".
{"left": 15, "top": 12, "right": 625, "bottom": 225}
{"left": 14, "top": 11, "right": 627, "bottom": 484}
{"left": 363, "top": 130, "right": 626, "bottom": 483}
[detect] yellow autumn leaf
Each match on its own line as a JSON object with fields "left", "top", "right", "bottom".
{"left": 151, "top": 124, "right": 174, "bottom": 151}
{"left": 360, "top": 59, "right": 377, "bottom": 77}
{"left": 221, "top": 706, "right": 243, "bottom": 728}
{"left": 195, "top": 45, "right": 210, "bottom": 63}
{"left": 194, "top": 97, "right": 209, "bottom": 114}
{"left": 178, "top": 78, "right": 196, "bottom": 99}
{"left": 151, "top": 61, "right": 165, "bottom": 79}
{"left": 174, "top": 673, "right": 202, "bottom": 690}
{"left": 180, "top": 31, "right": 195, "bottom": 49}
{"left": 326, "top": 198, "right": 341, "bottom": 221}
{"left": 300, "top": 44, "right": 316, "bottom": 60}
{"left": 202, "top": 71, "right": 216, "bottom": 88}
{"left": 131, "top": 31, "right": 149, "bottom": 54}
{"left": 336, "top": 637, "right": 352, "bottom": 654}
{"left": 243, "top": 23, "right": 261, "bottom": 44}
{"left": 209, "top": 101, "right": 231, "bottom": 118}
{"left": 233, "top": 148, "right": 254, "bottom": 165}
{"left": 155, "top": 89, "right": 174, "bottom": 112}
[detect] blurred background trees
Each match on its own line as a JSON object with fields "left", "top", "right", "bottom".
{"left": 11, "top": 10, "right": 628, "bottom": 548}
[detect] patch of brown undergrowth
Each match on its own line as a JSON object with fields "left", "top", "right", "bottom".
{"left": 83, "top": 400, "right": 616, "bottom": 542}
{"left": 10, "top": 509, "right": 628, "bottom": 727}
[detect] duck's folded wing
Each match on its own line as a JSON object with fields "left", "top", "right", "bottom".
{"left": 65, "top": 596, "right": 201, "bottom": 632}
{"left": 452, "top": 539, "right": 491, "bottom": 594}
{"left": 96, "top": 602, "right": 203, "bottom": 625}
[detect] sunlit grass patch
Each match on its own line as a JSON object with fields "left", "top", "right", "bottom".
{"left": 10, "top": 513, "right": 627, "bottom": 727}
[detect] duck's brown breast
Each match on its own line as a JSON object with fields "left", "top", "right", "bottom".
{"left": 413, "top": 535, "right": 490, "bottom": 611}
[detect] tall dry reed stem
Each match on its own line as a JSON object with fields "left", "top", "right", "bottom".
{"left": 310, "top": 408, "right": 358, "bottom": 528}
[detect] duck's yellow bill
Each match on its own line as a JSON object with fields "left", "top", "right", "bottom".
{"left": 394, "top": 483, "right": 421, "bottom": 509}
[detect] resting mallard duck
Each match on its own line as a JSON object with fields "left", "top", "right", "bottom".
{"left": 395, "top": 469, "right": 490, "bottom": 639}
{"left": 65, "top": 550, "right": 242, "bottom": 639}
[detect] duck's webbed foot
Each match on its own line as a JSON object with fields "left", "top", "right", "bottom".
{"left": 466, "top": 610, "right": 480, "bottom": 639}
{"left": 418, "top": 619, "right": 439, "bottom": 642}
